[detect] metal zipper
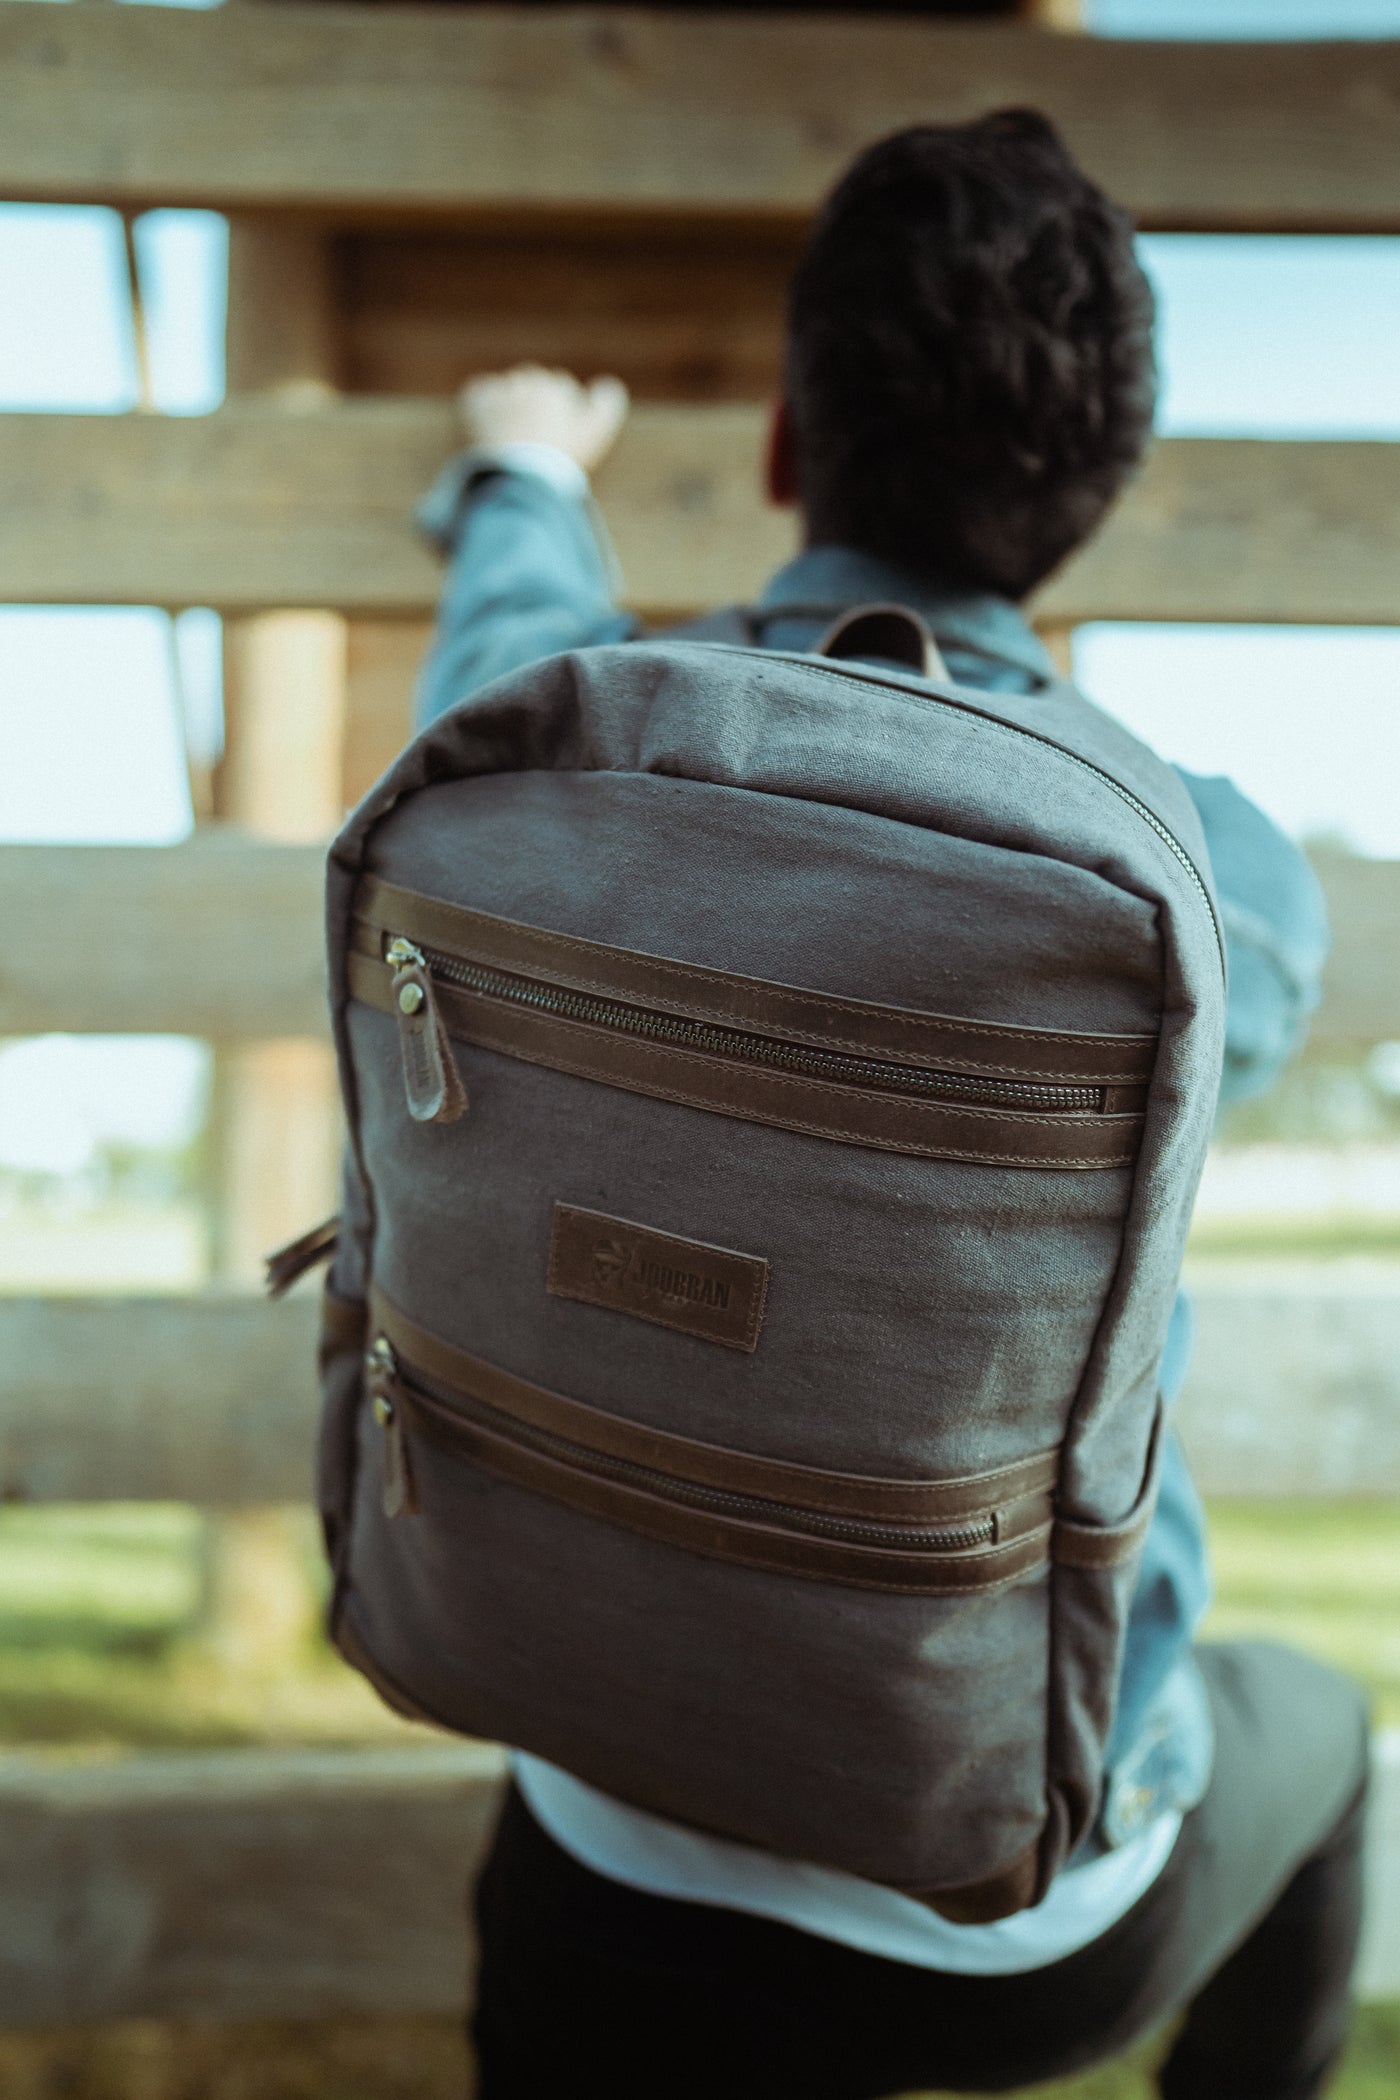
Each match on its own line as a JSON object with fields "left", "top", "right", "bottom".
{"left": 383, "top": 936, "right": 1105, "bottom": 1117}
{"left": 783, "top": 651, "right": 1226, "bottom": 977}
{"left": 366, "top": 1335, "right": 997, "bottom": 1551}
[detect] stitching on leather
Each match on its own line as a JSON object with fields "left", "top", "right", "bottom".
{"left": 547, "top": 1206, "right": 768, "bottom": 1351}
{"left": 351, "top": 965, "right": 1136, "bottom": 1167}
{"left": 456, "top": 1015, "right": 1139, "bottom": 1160}
{"left": 378, "top": 1291, "right": 1058, "bottom": 1520}
{"left": 358, "top": 891, "right": 1154, "bottom": 1076}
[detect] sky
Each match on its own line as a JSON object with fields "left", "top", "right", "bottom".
{"left": 1, "top": 0, "right": 1398, "bottom": 1173}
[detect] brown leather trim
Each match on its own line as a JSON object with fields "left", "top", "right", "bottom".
{"left": 1053, "top": 1406, "right": 1164, "bottom": 1572}
{"left": 355, "top": 878, "right": 1156, "bottom": 1085}
{"left": 399, "top": 1373, "right": 1052, "bottom": 1595}
{"left": 319, "top": 1284, "right": 367, "bottom": 1369}
{"left": 548, "top": 1202, "right": 769, "bottom": 1353}
{"left": 917, "top": 1837, "right": 1044, "bottom": 1924}
{"left": 349, "top": 952, "right": 1141, "bottom": 1170}
{"left": 369, "top": 1287, "right": 1058, "bottom": 1527}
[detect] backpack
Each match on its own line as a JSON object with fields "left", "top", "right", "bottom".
{"left": 290, "top": 607, "right": 1224, "bottom": 1923}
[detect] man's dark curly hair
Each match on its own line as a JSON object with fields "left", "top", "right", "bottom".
{"left": 784, "top": 109, "right": 1157, "bottom": 600}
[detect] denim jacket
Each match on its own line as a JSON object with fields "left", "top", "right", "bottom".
{"left": 414, "top": 457, "right": 1330, "bottom": 1844}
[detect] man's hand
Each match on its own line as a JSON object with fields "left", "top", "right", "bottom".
{"left": 459, "top": 365, "right": 630, "bottom": 474}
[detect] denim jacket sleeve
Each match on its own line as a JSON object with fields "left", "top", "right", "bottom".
{"left": 412, "top": 452, "right": 639, "bottom": 732}
{"left": 1175, "top": 767, "right": 1331, "bottom": 1110}
{"left": 1100, "top": 772, "right": 1330, "bottom": 1839}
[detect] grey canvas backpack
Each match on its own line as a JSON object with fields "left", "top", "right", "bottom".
{"left": 284, "top": 611, "right": 1224, "bottom": 1923}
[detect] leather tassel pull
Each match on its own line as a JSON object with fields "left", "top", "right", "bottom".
{"left": 387, "top": 940, "right": 468, "bottom": 1125}
{"left": 264, "top": 1214, "right": 340, "bottom": 1299}
{"left": 366, "top": 1337, "right": 418, "bottom": 1519}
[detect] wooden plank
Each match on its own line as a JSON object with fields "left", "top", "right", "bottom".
{"left": 1311, "top": 850, "right": 1400, "bottom": 1049}
{"left": 1176, "top": 1272, "right": 1400, "bottom": 1499}
{"left": 4, "top": 1275, "right": 1400, "bottom": 1507}
{"left": 0, "top": 1295, "right": 320, "bottom": 1506}
{"left": 1, "top": 6, "right": 1399, "bottom": 233}
{"left": 0, "top": 1743, "right": 507, "bottom": 2025}
{"left": 0, "top": 835, "right": 327, "bottom": 1040}
{"left": 6, "top": 405, "right": 1400, "bottom": 627}
{"left": 0, "top": 1733, "right": 1394, "bottom": 2026}
{"left": 333, "top": 225, "right": 797, "bottom": 402}
{"left": 0, "top": 838, "right": 1395, "bottom": 1047}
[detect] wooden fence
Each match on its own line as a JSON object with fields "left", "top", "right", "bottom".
{"left": 1, "top": 0, "right": 1398, "bottom": 2031}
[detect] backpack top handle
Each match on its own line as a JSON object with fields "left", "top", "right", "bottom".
{"left": 813, "top": 602, "right": 948, "bottom": 683}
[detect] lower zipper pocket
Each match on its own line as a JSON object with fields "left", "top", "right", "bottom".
{"left": 362, "top": 1289, "right": 1056, "bottom": 1596}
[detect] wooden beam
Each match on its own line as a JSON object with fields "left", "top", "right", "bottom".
{"left": 4, "top": 1275, "right": 1400, "bottom": 1507}
{"left": 332, "top": 225, "right": 797, "bottom": 402}
{"left": 1, "top": 6, "right": 1398, "bottom": 233}
{"left": 1311, "top": 849, "right": 1400, "bottom": 1049}
{"left": 1178, "top": 1274, "right": 1400, "bottom": 1499}
{"left": 0, "top": 838, "right": 1396, "bottom": 1049}
{"left": 0, "top": 1742, "right": 506, "bottom": 2025}
{"left": 0, "top": 1295, "right": 320, "bottom": 1506}
{"left": 6, "top": 406, "right": 1400, "bottom": 627}
{"left": 0, "top": 835, "right": 326, "bottom": 1040}
{"left": 0, "top": 1733, "right": 1394, "bottom": 2027}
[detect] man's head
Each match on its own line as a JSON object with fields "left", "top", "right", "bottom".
{"left": 772, "top": 109, "right": 1156, "bottom": 601}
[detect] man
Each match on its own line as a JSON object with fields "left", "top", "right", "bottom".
{"left": 412, "top": 111, "right": 1360, "bottom": 2100}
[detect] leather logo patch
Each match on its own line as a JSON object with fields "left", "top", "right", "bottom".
{"left": 548, "top": 1205, "right": 768, "bottom": 1353}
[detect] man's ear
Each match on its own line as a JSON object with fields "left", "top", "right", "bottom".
{"left": 764, "top": 397, "right": 801, "bottom": 508}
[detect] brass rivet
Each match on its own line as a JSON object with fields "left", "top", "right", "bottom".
{"left": 398, "top": 982, "right": 425, "bottom": 1015}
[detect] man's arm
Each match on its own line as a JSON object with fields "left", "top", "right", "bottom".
{"left": 1176, "top": 769, "right": 1331, "bottom": 1108}
{"left": 413, "top": 367, "right": 637, "bottom": 731}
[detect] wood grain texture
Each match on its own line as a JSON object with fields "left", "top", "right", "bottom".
{"left": 2, "top": 5, "right": 1399, "bottom": 231}
{"left": 1177, "top": 1272, "right": 1400, "bottom": 1499}
{"left": 0, "top": 835, "right": 327, "bottom": 1039}
{"left": 6, "top": 404, "right": 1400, "bottom": 626}
{"left": 0, "top": 1295, "right": 321, "bottom": 1505}
{"left": 4, "top": 1273, "right": 1400, "bottom": 1505}
{"left": 0, "top": 838, "right": 1394, "bottom": 1047}
{"left": 333, "top": 225, "right": 798, "bottom": 401}
{"left": 0, "top": 1734, "right": 1390, "bottom": 2027}
{"left": 0, "top": 1743, "right": 507, "bottom": 2025}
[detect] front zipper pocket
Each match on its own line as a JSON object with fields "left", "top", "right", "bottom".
{"left": 361, "top": 1288, "right": 1058, "bottom": 1595}
{"left": 349, "top": 880, "right": 1154, "bottom": 1170}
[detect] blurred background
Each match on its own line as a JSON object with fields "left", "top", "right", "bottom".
{"left": 1, "top": 0, "right": 1398, "bottom": 2093}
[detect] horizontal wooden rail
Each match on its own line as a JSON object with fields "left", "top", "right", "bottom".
{"left": 0, "top": 1742, "right": 506, "bottom": 2025}
{"left": 0, "top": 835, "right": 328, "bottom": 1040}
{"left": 5, "top": 405, "right": 1400, "bottom": 626}
{"left": 3, "top": 1275, "right": 1399, "bottom": 1506}
{"left": 1, "top": 6, "right": 1398, "bottom": 233}
{"left": 0, "top": 1731, "right": 1394, "bottom": 2024}
{"left": 1, "top": 836, "right": 1394, "bottom": 1050}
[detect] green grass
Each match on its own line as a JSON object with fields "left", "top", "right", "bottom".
{"left": 0, "top": 1502, "right": 1392, "bottom": 2095}
{"left": 0, "top": 2007, "right": 1393, "bottom": 2098}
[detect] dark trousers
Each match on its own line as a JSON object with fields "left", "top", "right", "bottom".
{"left": 472, "top": 1643, "right": 1369, "bottom": 2099}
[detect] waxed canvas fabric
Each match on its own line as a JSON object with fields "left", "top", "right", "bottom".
{"left": 318, "top": 640, "right": 1225, "bottom": 1905}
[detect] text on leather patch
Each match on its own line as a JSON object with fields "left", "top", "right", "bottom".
{"left": 547, "top": 1205, "right": 768, "bottom": 1352}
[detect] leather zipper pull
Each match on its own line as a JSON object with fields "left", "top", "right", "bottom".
{"left": 386, "top": 938, "right": 468, "bottom": 1124}
{"left": 366, "top": 1336, "right": 418, "bottom": 1519}
{"left": 263, "top": 1214, "right": 339, "bottom": 1299}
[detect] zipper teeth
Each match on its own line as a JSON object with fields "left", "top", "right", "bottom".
{"left": 795, "top": 653, "right": 1226, "bottom": 977}
{"left": 399, "top": 1369, "right": 996, "bottom": 1553}
{"left": 395, "top": 942, "right": 1104, "bottom": 1115}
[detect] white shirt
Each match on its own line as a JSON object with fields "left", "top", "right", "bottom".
{"left": 515, "top": 1754, "right": 1180, "bottom": 1976}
